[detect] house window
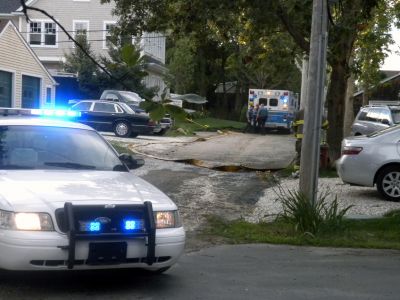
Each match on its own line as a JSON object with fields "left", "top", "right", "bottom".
{"left": 29, "top": 21, "right": 57, "bottom": 47}
{"left": 22, "top": 75, "right": 41, "bottom": 109}
{"left": 73, "top": 21, "right": 89, "bottom": 42}
{"left": 0, "top": 71, "right": 12, "bottom": 108}
{"left": 103, "top": 21, "right": 116, "bottom": 49}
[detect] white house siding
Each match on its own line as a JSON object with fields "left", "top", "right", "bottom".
{"left": 0, "top": 22, "right": 55, "bottom": 108}
{"left": 18, "top": 0, "right": 117, "bottom": 73}
{"left": 17, "top": 0, "right": 166, "bottom": 93}
{"left": 141, "top": 32, "right": 166, "bottom": 64}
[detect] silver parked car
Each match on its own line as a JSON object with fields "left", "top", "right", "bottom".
{"left": 337, "top": 125, "right": 400, "bottom": 201}
{"left": 351, "top": 104, "right": 400, "bottom": 136}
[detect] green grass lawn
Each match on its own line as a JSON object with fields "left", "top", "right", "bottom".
{"left": 166, "top": 117, "right": 247, "bottom": 136}
{"left": 204, "top": 212, "right": 400, "bottom": 250}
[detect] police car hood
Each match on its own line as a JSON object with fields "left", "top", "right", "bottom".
{"left": 0, "top": 170, "right": 176, "bottom": 212}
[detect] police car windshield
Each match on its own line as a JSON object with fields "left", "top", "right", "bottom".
{"left": 0, "top": 126, "right": 126, "bottom": 171}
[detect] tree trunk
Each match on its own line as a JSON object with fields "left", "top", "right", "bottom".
{"left": 197, "top": 48, "right": 208, "bottom": 97}
{"left": 343, "top": 72, "right": 355, "bottom": 137}
{"left": 327, "top": 61, "right": 348, "bottom": 163}
{"left": 362, "top": 86, "right": 369, "bottom": 106}
{"left": 234, "top": 81, "right": 243, "bottom": 119}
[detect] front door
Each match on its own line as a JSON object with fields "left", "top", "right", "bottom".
{"left": 0, "top": 71, "right": 12, "bottom": 108}
{"left": 22, "top": 75, "right": 41, "bottom": 108}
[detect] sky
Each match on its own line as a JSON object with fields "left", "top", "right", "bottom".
{"left": 381, "top": 27, "right": 400, "bottom": 71}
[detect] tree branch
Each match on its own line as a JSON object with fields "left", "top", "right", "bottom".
{"left": 276, "top": 4, "right": 310, "bottom": 53}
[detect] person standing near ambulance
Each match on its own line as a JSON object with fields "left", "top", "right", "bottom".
{"left": 253, "top": 104, "right": 260, "bottom": 131}
{"left": 257, "top": 104, "right": 269, "bottom": 134}
{"left": 245, "top": 104, "right": 255, "bottom": 132}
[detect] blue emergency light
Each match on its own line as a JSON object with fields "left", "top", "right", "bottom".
{"left": 124, "top": 220, "right": 139, "bottom": 230}
{"left": 31, "top": 108, "right": 81, "bottom": 118}
{"left": 89, "top": 222, "right": 101, "bottom": 232}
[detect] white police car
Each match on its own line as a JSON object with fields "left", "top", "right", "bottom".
{"left": 0, "top": 108, "right": 185, "bottom": 272}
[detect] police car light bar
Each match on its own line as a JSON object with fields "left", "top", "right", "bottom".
{"left": 31, "top": 109, "right": 81, "bottom": 117}
{"left": 0, "top": 107, "right": 81, "bottom": 118}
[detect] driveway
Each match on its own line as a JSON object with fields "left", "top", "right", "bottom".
{"left": 1, "top": 244, "right": 399, "bottom": 299}
{"left": 105, "top": 131, "right": 296, "bottom": 170}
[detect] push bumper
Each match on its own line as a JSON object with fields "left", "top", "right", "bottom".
{"left": 0, "top": 227, "right": 185, "bottom": 271}
{"left": 0, "top": 202, "right": 185, "bottom": 271}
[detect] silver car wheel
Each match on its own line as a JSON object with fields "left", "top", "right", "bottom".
{"left": 115, "top": 122, "right": 129, "bottom": 136}
{"left": 382, "top": 172, "right": 400, "bottom": 198}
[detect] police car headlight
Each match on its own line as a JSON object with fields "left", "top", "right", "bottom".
{"left": 154, "top": 211, "right": 182, "bottom": 229}
{"left": 0, "top": 210, "right": 54, "bottom": 231}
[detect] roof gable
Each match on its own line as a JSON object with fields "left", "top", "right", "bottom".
{"left": 0, "top": 0, "right": 21, "bottom": 14}
{"left": 0, "top": 20, "right": 56, "bottom": 85}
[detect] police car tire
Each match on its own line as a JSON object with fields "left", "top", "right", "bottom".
{"left": 114, "top": 121, "right": 131, "bottom": 138}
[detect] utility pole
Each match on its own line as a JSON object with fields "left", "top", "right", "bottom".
{"left": 299, "top": 0, "right": 328, "bottom": 203}
{"left": 300, "top": 57, "right": 309, "bottom": 110}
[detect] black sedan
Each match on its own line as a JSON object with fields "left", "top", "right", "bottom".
{"left": 70, "top": 100, "right": 154, "bottom": 137}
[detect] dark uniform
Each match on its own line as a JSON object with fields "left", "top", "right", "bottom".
{"left": 292, "top": 108, "right": 328, "bottom": 170}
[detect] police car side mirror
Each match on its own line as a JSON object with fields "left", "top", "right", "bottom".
{"left": 119, "top": 153, "right": 145, "bottom": 170}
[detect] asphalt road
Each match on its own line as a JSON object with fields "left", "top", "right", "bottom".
{"left": 1, "top": 244, "right": 399, "bottom": 299}
{"left": 105, "top": 131, "right": 296, "bottom": 170}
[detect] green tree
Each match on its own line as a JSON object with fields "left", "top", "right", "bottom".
{"left": 166, "top": 37, "right": 196, "bottom": 94}
{"left": 97, "top": 44, "right": 156, "bottom": 99}
{"left": 103, "top": 0, "right": 399, "bottom": 160}
{"left": 64, "top": 37, "right": 155, "bottom": 99}
{"left": 63, "top": 36, "right": 100, "bottom": 98}
{"left": 353, "top": 2, "right": 394, "bottom": 106}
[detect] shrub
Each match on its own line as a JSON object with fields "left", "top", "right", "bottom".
{"left": 276, "top": 188, "right": 352, "bottom": 235}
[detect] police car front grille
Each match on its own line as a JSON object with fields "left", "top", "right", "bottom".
{"left": 30, "top": 256, "right": 171, "bottom": 267}
{"left": 55, "top": 206, "right": 146, "bottom": 234}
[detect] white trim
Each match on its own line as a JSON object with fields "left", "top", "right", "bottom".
{"left": 103, "top": 21, "right": 117, "bottom": 49}
{"left": 73, "top": 0, "right": 91, "bottom": 1}
{"left": 18, "top": 16, "right": 22, "bottom": 31}
{"left": 21, "top": 72, "right": 43, "bottom": 108}
{"left": 26, "top": 19, "right": 58, "bottom": 48}
{"left": 0, "top": 21, "right": 56, "bottom": 85}
{"left": 17, "top": 0, "right": 38, "bottom": 11}
{"left": 72, "top": 20, "right": 89, "bottom": 48}
{"left": 0, "top": 68, "right": 16, "bottom": 108}
{"left": 45, "top": 85, "right": 54, "bottom": 105}
{"left": 38, "top": 56, "right": 64, "bottom": 62}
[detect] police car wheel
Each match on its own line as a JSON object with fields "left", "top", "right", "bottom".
{"left": 114, "top": 121, "right": 131, "bottom": 137}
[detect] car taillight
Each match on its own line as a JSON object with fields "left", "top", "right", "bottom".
{"left": 342, "top": 146, "right": 363, "bottom": 155}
